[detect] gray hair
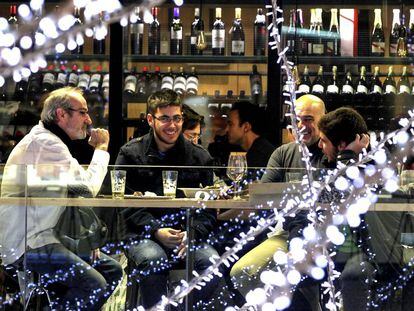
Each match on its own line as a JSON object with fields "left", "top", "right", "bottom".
{"left": 40, "top": 87, "right": 84, "bottom": 123}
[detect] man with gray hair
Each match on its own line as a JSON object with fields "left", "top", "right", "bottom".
{"left": 0, "top": 87, "right": 122, "bottom": 310}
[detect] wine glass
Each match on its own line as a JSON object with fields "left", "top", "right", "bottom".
{"left": 226, "top": 152, "right": 247, "bottom": 200}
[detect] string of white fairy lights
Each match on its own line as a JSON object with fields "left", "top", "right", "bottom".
{"left": 148, "top": 1, "right": 414, "bottom": 310}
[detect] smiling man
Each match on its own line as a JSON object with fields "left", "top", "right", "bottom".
{"left": 115, "top": 89, "right": 220, "bottom": 309}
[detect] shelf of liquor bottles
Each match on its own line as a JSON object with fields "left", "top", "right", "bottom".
{"left": 288, "top": 56, "right": 414, "bottom": 66}
{"left": 124, "top": 55, "right": 267, "bottom": 64}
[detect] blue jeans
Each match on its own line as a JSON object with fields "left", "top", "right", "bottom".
{"left": 124, "top": 239, "right": 221, "bottom": 309}
{"left": 21, "top": 243, "right": 123, "bottom": 310}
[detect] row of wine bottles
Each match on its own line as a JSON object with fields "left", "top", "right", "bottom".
{"left": 285, "top": 7, "right": 414, "bottom": 58}
{"left": 123, "top": 65, "right": 263, "bottom": 98}
{"left": 124, "top": 66, "right": 199, "bottom": 96}
{"left": 132, "top": 6, "right": 267, "bottom": 56}
{"left": 4, "top": 64, "right": 109, "bottom": 102}
{"left": 286, "top": 65, "right": 414, "bottom": 96}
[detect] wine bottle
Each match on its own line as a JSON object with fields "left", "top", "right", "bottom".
{"left": 68, "top": 64, "right": 79, "bottom": 87}
{"left": 148, "top": 7, "right": 160, "bottom": 55}
{"left": 383, "top": 66, "right": 396, "bottom": 94}
{"left": 27, "top": 72, "right": 42, "bottom": 101}
{"left": 398, "top": 66, "right": 410, "bottom": 94}
{"left": 250, "top": 65, "right": 262, "bottom": 98}
{"left": 342, "top": 71, "right": 354, "bottom": 94}
{"left": 93, "top": 12, "right": 106, "bottom": 55}
{"left": 286, "top": 9, "right": 296, "bottom": 56}
{"left": 42, "top": 65, "right": 56, "bottom": 93}
{"left": 102, "top": 73, "right": 109, "bottom": 100}
{"left": 390, "top": 9, "right": 401, "bottom": 57}
{"left": 254, "top": 8, "right": 266, "bottom": 56}
{"left": 231, "top": 8, "right": 245, "bottom": 56}
{"left": 326, "top": 9, "right": 340, "bottom": 56}
{"left": 130, "top": 6, "right": 144, "bottom": 55}
{"left": 173, "top": 67, "right": 186, "bottom": 95}
{"left": 31, "top": 6, "right": 43, "bottom": 52}
{"left": 170, "top": 7, "right": 183, "bottom": 55}
{"left": 298, "top": 65, "right": 311, "bottom": 94}
{"left": 161, "top": 67, "right": 174, "bottom": 91}
{"left": 71, "top": 6, "right": 83, "bottom": 55}
{"left": 89, "top": 65, "right": 102, "bottom": 94}
{"left": 307, "top": 9, "right": 316, "bottom": 55}
{"left": 311, "top": 66, "right": 325, "bottom": 95}
{"left": 371, "top": 9, "right": 385, "bottom": 56}
{"left": 148, "top": 66, "right": 161, "bottom": 94}
{"left": 55, "top": 65, "right": 67, "bottom": 89}
{"left": 8, "top": 5, "right": 18, "bottom": 48}
{"left": 77, "top": 65, "right": 91, "bottom": 92}
{"left": 13, "top": 75, "right": 28, "bottom": 102}
{"left": 356, "top": 66, "right": 368, "bottom": 94}
{"left": 212, "top": 8, "right": 225, "bottom": 55}
{"left": 408, "top": 10, "right": 414, "bottom": 57}
{"left": 186, "top": 67, "right": 199, "bottom": 95}
{"left": 312, "top": 8, "right": 325, "bottom": 55}
{"left": 137, "top": 66, "right": 149, "bottom": 96}
{"left": 124, "top": 69, "right": 137, "bottom": 94}
{"left": 327, "top": 66, "right": 339, "bottom": 94}
{"left": 370, "top": 66, "right": 382, "bottom": 94}
{"left": 191, "top": 8, "right": 204, "bottom": 55}
{"left": 397, "top": 13, "right": 408, "bottom": 57}
{"left": 295, "top": 9, "right": 307, "bottom": 56}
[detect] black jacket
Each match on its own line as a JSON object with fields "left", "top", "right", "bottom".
{"left": 115, "top": 131, "right": 216, "bottom": 241}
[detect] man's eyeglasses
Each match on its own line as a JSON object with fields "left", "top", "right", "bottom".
{"left": 67, "top": 108, "right": 89, "bottom": 116}
{"left": 152, "top": 114, "right": 183, "bottom": 124}
{"left": 184, "top": 133, "right": 202, "bottom": 141}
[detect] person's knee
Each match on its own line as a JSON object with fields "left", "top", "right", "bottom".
{"left": 194, "top": 244, "right": 220, "bottom": 271}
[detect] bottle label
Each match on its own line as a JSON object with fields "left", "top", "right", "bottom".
{"left": 89, "top": 74, "right": 101, "bottom": 89}
{"left": 307, "top": 43, "right": 313, "bottom": 55}
{"left": 385, "top": 85, "right": 396, "bottom": 94}
{"left": 186, "top": 76, "right": 198, "bottom": 93}
{"left": 56, "top": 73, "right": 67, "bottom": 86}
{"left": 78, "top": 74, "right": 90, "bottom": 89}
{"left": 212, "top": 29, "right": 225, "bottom": 48}
{"left": 372, "top": 85, "right": 383, "bottom": 94}
{"left": 312, "top": 84, "right": 324, "bottom": 94}
{"left": 191, "top": 36, "right": 197, "bottom": 45}
{"left": 342, "top": 85, "right": 354, "bottom": 94}
{"left": 124, "top": 75, "right": 137, "bottom": 92}
{"left": 131, "top": 23, "right": 144, "bottom": 34}
{"left": 298, "top": 84, "right": 310, "bottom": 94}
{"left": 102, "top": 74, "right": 110, "bottom": 89}
{"left": 399, "top": 85, "right": 410, "bottom": 94}
{"left": 371, "top": 41, "right": 385, "bottom": 54}
{"left": 68, "top": 73, "right": 78, "bottom": 86}
{"left": 43, "top": 73, "right": 55, "bottom": 85}
{"left": 171, "top": 28, "right": 183, "bottom": 40}
{"left": 161, "top": 76, "right": 174, "bottom": 90}
{"left": 312, "top": 43, "right": 324, "bottom": 55}
{"left": 327, "top": 85, "right": 339, "bottom": 94}
{"left": 174, "top": 76, "right": 187, "bottom": 91}
{"left": 231, "top": 41, "right": 245, "bottom": 54}
{"left": 356, "top": 85, "right": 368, "bottom": 94}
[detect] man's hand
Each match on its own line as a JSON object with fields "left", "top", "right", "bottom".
{"left": 176, "top": 231, "right": 187, "bottom": 259}
{"left": 344, "top": 133, "right": 370, "bottom": 154}
{"left": 88, "top": 128, "right": 110, "bottom": 151}
{"left": 90, "top": 249, "right": 101, "bottom": 263}
{"left": 154, "top": 228, "right": 185, "bottom": 249}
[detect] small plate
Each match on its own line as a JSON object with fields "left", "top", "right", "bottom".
{"left": 124, "top": 195, "right": 173, "bottom": 200}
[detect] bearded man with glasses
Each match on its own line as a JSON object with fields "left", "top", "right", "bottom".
{"left": 115, "top": 89, "right": 220, "bottom": 309}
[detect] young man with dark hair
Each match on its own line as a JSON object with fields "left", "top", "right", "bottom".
{"left": 227, "top": 101, "right": 275, "bottom": 180}
{"left": 115, "top": 89, "right": 219, "bottom": 309}
{"left": 182, "top": 104, "right": 205, "bottom": 144}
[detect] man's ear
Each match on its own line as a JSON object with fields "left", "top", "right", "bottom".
{"left": 243, "top": 122, "right": 251, "bottom": 133}
{"left": 337, "top": 141, "right": 347, "bottom": 151}
{"left": 55, "top": 107, "right": 66, "bottom": 122}
{"left": 147, "top": 113, "right": 154, "bottom": 128}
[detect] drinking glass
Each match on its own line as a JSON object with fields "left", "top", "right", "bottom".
{"left": 226, "top": 152, "right": 247, "bottom": 199}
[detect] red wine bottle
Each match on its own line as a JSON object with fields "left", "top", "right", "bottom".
{"left": 148, "top": 7, "right": 160, "bottom": 55}
{"left": 254, "top": 8, "right": 266, "bottom": 56}
{"left": 212, "top": 8, "right": 225, "bottom": 55}
{"left": 130, "top": 6, "right": 143, "bottom": 55}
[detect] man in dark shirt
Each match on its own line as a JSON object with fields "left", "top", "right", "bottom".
{"left": 115, "top": 90, "right": 219, "bottom": 309}
{"left": 227, "top": 101, "right": 275, "bottom": 181}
